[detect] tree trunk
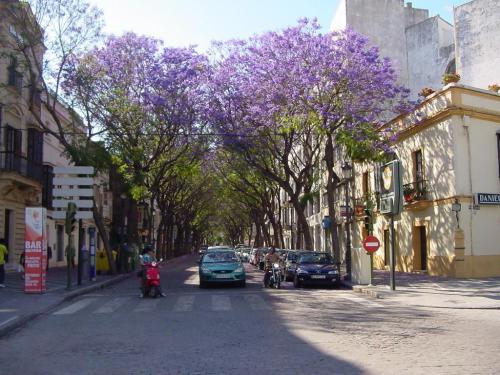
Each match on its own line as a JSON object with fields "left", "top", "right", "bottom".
{"left": 324, "top": 135, "right": 341, "bottom": 267}
{"left": 92, "top": 205, "right": 117, "bottom": 274}
{"left": 290, "top": 199, "right": 313, "bottom": 250}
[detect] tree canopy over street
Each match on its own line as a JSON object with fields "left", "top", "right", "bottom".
{"left": 6, "top": 0, "right": 410, "bottom": 258}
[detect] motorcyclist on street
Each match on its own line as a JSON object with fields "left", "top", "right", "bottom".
{"left": 263, "top": 246, "right": 281, "bottom": 286}
{"left": 139, "top": 246, "right": 166, "bottom": 297}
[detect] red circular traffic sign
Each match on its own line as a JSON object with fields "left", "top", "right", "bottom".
{"left": 363, "top": 235, "right": 380, "bottom": 253}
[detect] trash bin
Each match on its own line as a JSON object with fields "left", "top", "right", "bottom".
{"left": 96, "top": 249, "right": 117, "bottom": 274}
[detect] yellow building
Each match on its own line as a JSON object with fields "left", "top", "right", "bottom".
{"left": 352, "top": 84, "right": 500, "bottom": 278}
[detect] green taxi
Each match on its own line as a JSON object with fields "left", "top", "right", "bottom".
{"left": 199, "top": 250, "right": 246, "bottom": 288}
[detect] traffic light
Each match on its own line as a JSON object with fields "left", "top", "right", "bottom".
{"left": 364, "top": 208, "right": 374, "bottom": 234}
{"left": 65, "top": 202, "right": 77, "bottom": 235}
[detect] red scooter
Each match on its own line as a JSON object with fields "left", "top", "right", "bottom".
{"left": 140, "top": 256, "right": 163, "bottom": 298}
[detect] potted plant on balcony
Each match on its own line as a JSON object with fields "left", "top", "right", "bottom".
{"left": 418, "top": 87, "right": 435, "bottom": 98}
{"left": 403, "top": 185, "right": 416, "bottom": 203}
{"left": 488, "top": 83, "right": 500, "bottom": 93}
{"left": 442, "top": 73, "right": 461, "bottom": 85}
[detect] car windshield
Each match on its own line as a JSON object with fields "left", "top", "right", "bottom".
{"left": 202, "top": 251, "right": 239, "bottom": 263}
{"left": 298, "top": 253, "right": 333, "bottom": 264}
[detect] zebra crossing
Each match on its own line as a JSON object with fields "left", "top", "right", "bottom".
{"left": 51, "top": 291, "right": 385, "bottom": 317}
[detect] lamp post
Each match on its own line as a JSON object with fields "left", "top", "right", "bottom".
{"left": 119, "top": 193, "right": 127, "bottom": 273}
{"left": 341, "top": 161, "right": 353, "bottom": 281}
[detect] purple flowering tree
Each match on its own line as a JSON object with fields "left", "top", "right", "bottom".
{"left": 64, "top": 33, "right": 209, "bottom": 254}
{"left": 207, "top": 20, "right": 409, "bottom": 256}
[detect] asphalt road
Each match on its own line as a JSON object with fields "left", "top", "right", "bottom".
{"left": 1, "top": 255, "right": 499, "bottom": 375}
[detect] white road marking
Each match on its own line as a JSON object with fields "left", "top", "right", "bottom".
{"left": 183, "top": 273, "right": 199, "bottom": 285}
{"left": 339, "top": 294, "right": 384, "bottom": 308}
{"left": 173, "top": 295, "right": 195, "bottom": 312}
{"left": 244, "top": 294, "right": 270, "bottom": 310}
{"left": 0, "top": 316, "right": 18, "bottom": 328}
{"left": 211, "top": 295, "right": 231, "bottom": 311}
{"left": 53, "top": 298, "right": 97, "bottom": 315}
{"left": 93, "top": 297, "right": 130, "bottom": 314}
{"left": 133, "top": 299, "right": 161, "bottom": 313}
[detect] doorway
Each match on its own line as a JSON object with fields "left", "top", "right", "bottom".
{"left": 413, "top": 225, "right": 428, "bottom": 271}
{"left": 4, "top": 209, "right": 13, "bottom": 263}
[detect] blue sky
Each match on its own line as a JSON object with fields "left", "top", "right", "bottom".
{"left": 88, "top": 0, "right": 468, "bottom": 51}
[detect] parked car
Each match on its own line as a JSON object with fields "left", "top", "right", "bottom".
{"left": 249, "top": 249, "right": 260, "bottom": 266}
{"left": 276, "top": 249, "right": 289, "bottom": 280}
{"left": 283, "top": 250, "right": 302, "bottom": 281}
{"left": 239, "top": 247, "right": 252, "bottom": 262}
{"left": 292, "top": 252, "right": 340, "bottom": 288}
{"left": 199, "top": 249, "right": 246, "bottom": 288}
{"left": 258, "top": 248, "right": 270, "bottom": 270}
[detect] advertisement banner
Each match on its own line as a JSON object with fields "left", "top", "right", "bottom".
{"left": 24, "top": 207, "right": 47, "bottom": 293}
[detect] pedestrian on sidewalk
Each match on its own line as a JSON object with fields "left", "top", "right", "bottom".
{"left": 19, "top": 250, "right": 26, "bottom": 279}
{"left": 46, "top": 246, "right": 52, "bottom": 271}
{"left": 0, "top": 238, "right": 8, "bottom": 287}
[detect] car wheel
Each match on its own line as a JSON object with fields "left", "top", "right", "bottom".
{"left": 293, "top": 275, "right": 301, "bottom": 288}
{"left": 199, "top": 281, "right": 206, "bottom": 289}
{"left": 240, "top": 280, "right": 246, "bottom": 288}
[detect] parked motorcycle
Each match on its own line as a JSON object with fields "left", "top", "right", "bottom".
{"left": 139, "top": 255, "right": 163, "bottom": 298}
{"left": 264, "top": 263, "right": 281, "bottom": 289}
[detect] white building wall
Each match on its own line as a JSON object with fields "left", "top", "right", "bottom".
{"left": 406, "top": 17, "right": 455, "bottom": 100}
{"left": 331, "top": 0, "right": 429, "bottom": 88}
{"left": 454, "top": 0, "right": 500, "bottom": 90}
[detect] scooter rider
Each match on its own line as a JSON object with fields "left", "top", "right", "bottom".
{"left": 139, "top": 247, "right": 165, "bottom": 297}
{"left": 263, "top": 246, "right": 281, "bottom": 286}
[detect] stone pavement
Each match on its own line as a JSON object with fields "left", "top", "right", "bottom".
{"left": 344, "top": 269, "right": 500, "bottom": 309}
{"left": 0, "top": 266, "right": 132, "bottom": 337}
{"left": 0, "top": 254, "right": 193, "bottom": 338}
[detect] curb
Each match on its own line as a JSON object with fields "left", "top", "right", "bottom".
{"left": 351, "top": 284, "right": 383, "bottom": 299}
{"left": 0, "top": 274, "right": 131, "bottom": 338}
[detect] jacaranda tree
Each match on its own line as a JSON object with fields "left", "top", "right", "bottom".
{"left": 207, "top": 19, "right": 410, "bottom": 258}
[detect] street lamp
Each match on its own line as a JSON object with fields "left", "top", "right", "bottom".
{"left": 341, "top": 161, "right": 353, "bottom": 281}
{"left": 119, "top": 193, "right": 127, "bottom": 273}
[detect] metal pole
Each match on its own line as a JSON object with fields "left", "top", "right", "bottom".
{"left": 369, "top": 253, "right": 374, "bottom": 286}
{"left": 390, "top": 201, "right": 396, "bottom": 290}
{"left": 89, "top": 227, "right": 96, "bottom": 281}
{"left": 345, "top": 182, "right": 351, "bottom": 281}
{"left": 77, "top": 218, "right": 83, "bottom": 285}
{"left": 66, "top": 234, "right": 73, "bottom": 290}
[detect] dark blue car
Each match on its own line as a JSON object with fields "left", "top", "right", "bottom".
{"left": 293, "top": 252, "right": 340, "bottom": 288}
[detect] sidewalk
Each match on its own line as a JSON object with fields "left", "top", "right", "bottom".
{"left": 342, "top": 270, "right": 500, "bottom": 310}
{"left": 0, "top": 266, "right": 132, "bottom": 337}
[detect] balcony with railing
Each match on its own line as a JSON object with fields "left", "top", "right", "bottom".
{"left": 0, "top": 151, "right": 43, "bottom": 185}
{"left": 403, "top": 179, "right": 429, "bottom": 206}
{"left": 353, "top": 193, "right": 379, "bottom": 217}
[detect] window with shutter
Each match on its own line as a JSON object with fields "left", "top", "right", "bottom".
{"left": 42, "top": 165, "right": 53, "bottom": 208}
{"left": 27, "top": 128, "right": 43, "bottom": 180}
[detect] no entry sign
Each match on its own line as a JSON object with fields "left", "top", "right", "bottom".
{"left": 363, "top": 235, "right": 380, "bottom": 253}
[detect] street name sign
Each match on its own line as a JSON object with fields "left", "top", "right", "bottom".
{"left": 476, "top": 193, "right": 500, "bottom": 205}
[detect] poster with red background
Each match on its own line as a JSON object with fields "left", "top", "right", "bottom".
{"left": 24, "top": 207, "right": 47, "bottom": 293}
